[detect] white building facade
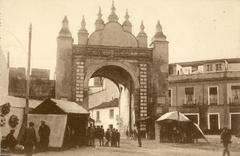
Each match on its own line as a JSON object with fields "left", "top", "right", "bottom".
{"left": 89, "top": 99, "right": 119, "bottom": 131}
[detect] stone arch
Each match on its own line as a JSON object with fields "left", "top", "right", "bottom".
{"left": 83, "top": 61, "right": 140, "bottom": 131}
{"left": 84, "top": 61, "right": 139, "bottom": 91}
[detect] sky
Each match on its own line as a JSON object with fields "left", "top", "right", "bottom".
{"left": 1, "top": 0, "right": 240, "bottom": 78}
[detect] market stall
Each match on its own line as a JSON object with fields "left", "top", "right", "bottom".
{"left": 29, "top": 98, "right": 89, "bottom": 148}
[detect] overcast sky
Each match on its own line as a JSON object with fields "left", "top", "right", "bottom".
{"left": 1, "top": 0, "right": 240, "bottom": 77}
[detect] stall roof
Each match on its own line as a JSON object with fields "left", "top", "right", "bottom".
{"left": 30, "top": 98, "right": 89, "bottom": 114}
{"left": 51, "top": 99, "right": 89, "bottom": 114}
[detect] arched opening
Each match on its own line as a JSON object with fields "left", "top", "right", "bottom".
{"left": 85, "top": 65, "right": 138, "bottom": 135}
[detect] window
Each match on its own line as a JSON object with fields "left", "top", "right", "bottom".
{"left": 96, "top": 111, "right": 100, "bottom": 121}
{"left": 109, "top": 109, "right": 114, "bottom": 119}
{"left": 216, "top": 64, "right": 222, "bottom": 71}
{"left": 230, "top": 113, "right": 240, "bottom": 134}
{"left": 206, "top": 64, "right": 212, "bottom": 71}
{"left": 185, "top": 87, "right": 194, "bottom": 104}
{"left": 231, "top": 85, "right": 240, "bottom": 104}
{"left": 184, "top": 113, "right": 199, "bottom": 125}
{"left": 208, "top": 113, "right": 220, "bottom": 134}
{"left": 208, "top": 86, "right": 218, "bottom": 105}
{"left": 168, "top": 89, "right": 172, "bottom": 105}
{"left": 94, "top": 77, "right": 103, "bottom": 86}
{"left": 169, "top": 66, "right": 173, "bottom": 75}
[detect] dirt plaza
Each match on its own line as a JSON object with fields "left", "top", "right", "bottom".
{"left": 6, "top": 135, "right": 239, "bottom": 156}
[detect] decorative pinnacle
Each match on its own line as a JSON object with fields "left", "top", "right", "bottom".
{"left": 108, "top": 0, "right": 119, "bottom": 22}
{"left": 152, "top": 20, "right": 166, "bottom": 41}
{"left": 125, "top": 9, "right": 129, "bottom": 20}
{"left": 81, "top": 16, "right": 86, "bottom": 30}
{"left": 98, "top": 7, "right": 102, "bottom": 19}
{"left": 59, "top": 16, "right": 72, "bottom": 37}
{"left": 62, "top": 16, "right": 69, "bottom": 28}
{"left": 137, "top": 20, "right": 147, "bottom": 37}
{"left": 156, "top": 20, "right": 162, "bottom": 32}
{"left": 140, "top": 21, "right": 145, "bottom": 32}
{"left": 111, "top": 0, "right": 116, "bottom": 13}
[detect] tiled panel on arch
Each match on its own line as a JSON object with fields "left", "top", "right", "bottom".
{"left": 75, "top": 61, "right": 85, "bottom": 103}
{"left": 139, "top": 63, "right": 148, "bottom": 131}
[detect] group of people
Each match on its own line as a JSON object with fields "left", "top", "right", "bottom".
{"left": 1, "top": 120, "right": 50, "bottom": 156}
{"left": 126, "top": 125, "right": 142, "bottom": 147}
{"left": 86, "top": 124, "right": 120, "bottom": 147}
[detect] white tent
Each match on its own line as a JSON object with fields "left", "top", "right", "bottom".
{"left": 156, "top": 111, "right": 208, "bottom": 143}
{"left": 156, "top": 111, "right": 189, "bottom": 122}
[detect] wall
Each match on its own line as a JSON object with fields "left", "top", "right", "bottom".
{"left": 88, "top": 79, "right": 119, "bottom": 108}
{"left": 169, "top": 73, "right": 240, "bottom": 131}
{"left": 8, "top": 67, "right": 55, "bottom": 100}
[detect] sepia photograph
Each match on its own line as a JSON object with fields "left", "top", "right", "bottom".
{"left": 0, "top": 0, "right": 240, "bottom": 155}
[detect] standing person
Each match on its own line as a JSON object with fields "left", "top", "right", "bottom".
{"left": 86, "top": 126, "right": 90, "bottom": 146}
{"left": 221, "top": 127, "right": 232, "bottom": 156}
{"left": 96, "top": 126, "right": 101, "bottom": 146}
{"left": 111, "top": 128, "right": 116, "bottom": 147}
{"left": 126, "top": 129, "right": 129, "bottom": 139}
{"left": 135, "top": 125, "right": 142, "bottom": 147}
{"left": 38, "top": 121, "right": 50, "bottom": 152}
{"left": 116, "top": 129, "right": 120, "bottom": 147}
{"left": 5, "top": 129, "right": 18, "bottom": 152}
{"left": 100, "top": 126, "right": 105, "bottom": 146}
{"left": 89, "top": 124, "right": 95, "bottom": 147}
{"left": 22, "top": 122, "right": 37, "bottom": 156}
{"left": 105, "top": 129, "right": 110, "bottom": 146}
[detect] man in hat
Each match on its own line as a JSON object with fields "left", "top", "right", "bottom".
{"left": 23, "top": 122, "right": 37, "bottom": 156}
{"left": 220, "top": 127, "right": 232, "bottom": 156}
{"left": 38, "top": 120, "right": 50, "bottom": 152}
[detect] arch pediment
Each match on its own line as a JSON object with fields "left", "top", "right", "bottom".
{"left": 88, "top": 22, "right": 138, "bottom": 47}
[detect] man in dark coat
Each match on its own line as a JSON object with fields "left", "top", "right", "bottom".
{"left": 23, "top": 122, "right": 37, "bottom": 156}
{"left": 221, "top": 127, "right": 232, "bottom": 156}
{"left": 135, "top": 125, "right": 142, "bottom": 147}
{"left": 105, "top": 129, "right": 110, "bottom": 146}
{"left": 89, "top": 124, "right": 95, "bottom": 147}
{"left": 38, "top": 121, "right": 50, "bottom": 152}
{"left": 100, "top": 126, "right": 104, "bottom": 146}
{"left": 116, "top": 129, "right": 120, "bottom": 147}
{"left": 5, "top": 129, "right": 18, "bottom": 152}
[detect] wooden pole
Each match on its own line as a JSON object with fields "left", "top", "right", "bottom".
{"left": 25, "top": 23, "right": 32, "bottom": 125}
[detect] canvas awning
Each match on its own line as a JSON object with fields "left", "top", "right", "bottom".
{"left": 156, "top": 111, "right": 190, "bottom": 122}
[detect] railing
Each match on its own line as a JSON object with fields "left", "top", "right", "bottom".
{"left": 229, "top": 98, "right": 240, "bottom": 105}
{"left": 169, "top": 71, "right": 240, "bottom": 82}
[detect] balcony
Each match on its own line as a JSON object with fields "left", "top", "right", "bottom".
{"left": 229, "top": 98, "right": 240, "bottom": 106}
{"left": 169, "top": 71, "right": 240, "bottom": 83}
{"left": 182, "top": 100, "right": 198, "bottom": 107}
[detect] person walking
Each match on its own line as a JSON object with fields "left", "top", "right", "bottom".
{"left": 135, "top": 125, "right": 142, "bottom": 147}
{"left": 38, "top": 121, "right": 50, "bottom": 152}
{"left": 22, "top": 122, "right": 37, "bottom": 156}
{"left": 220, "top": 127, "right": 232, "bottom": 156}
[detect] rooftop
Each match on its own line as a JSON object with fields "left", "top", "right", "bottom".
{"left": 89, "top": 98, "right": 119, "bottom": 110}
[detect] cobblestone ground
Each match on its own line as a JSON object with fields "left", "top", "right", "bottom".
{"left": 5, "top": 136, "right": 240, "bottom": 156}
